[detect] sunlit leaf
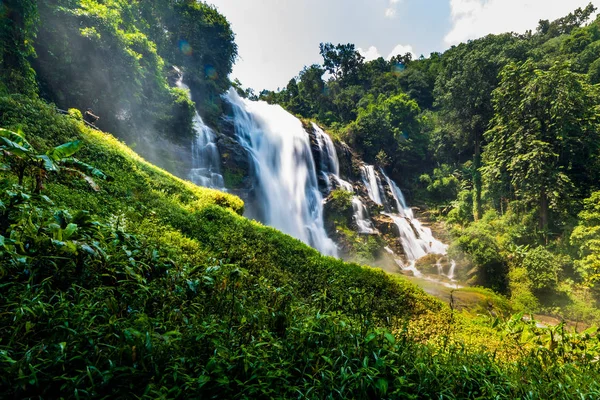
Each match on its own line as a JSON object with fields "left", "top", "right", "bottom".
{"left": 46, "top": 140, "right": 82, "bottom": 161}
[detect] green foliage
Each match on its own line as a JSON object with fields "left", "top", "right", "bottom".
{"left": 2, "top": 73, "right": 600, "bottom": 398}
{"left": 31, "top": 0, "right": 236, "bottom": 147}
{"left": 319, "top": 42, "right": 364, "bottom": 83}
{"left": 346, "top": 92, "right": 425, "bottom": 185}
{"left": 571, "top": 191, "right": 600, "bottom": 286}
{"left": 450, "top": 222, "right": 508, "bottom": 292}
{"left": 329, "top": 188, "right": 353, "bottom": 212}
{"left": 0, "top": 0, "right": 38, "bottom": 95}
{"left": 523, "top": 247, "right": 560, "bottom": 291}
{"left": 0, "top": 128, "right": 106, "bottom": 193}
{"left": 419, "top": 164, "right": 460, "bottom": 208}
{"left": 508, "top": 267, "right": 541, "bottom": 312}
{"left": 483, "top": 60, "right": 600, "bottom": 232}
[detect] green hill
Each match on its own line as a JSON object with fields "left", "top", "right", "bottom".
{"left": 1, "top": 95, "right": 600, "bottom": 399}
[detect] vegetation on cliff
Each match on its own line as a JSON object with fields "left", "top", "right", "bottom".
{"left": 2, "top": 0, "right": 600, "bottom": 398}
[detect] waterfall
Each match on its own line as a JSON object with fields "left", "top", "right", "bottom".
{"left": 311, "top": 124, "right": 375, "bottom": 234}
{"left": 448, "top": 260, "right": 457, "bottom": 281}
{"left": 225, "top": 89, "right": 338, "bottom": 256}
{"left": 382, "top": 171, "right": 410, "bottom": 217}
{"left": 313, "top": 123, "right": 353, "bottom": 192}
{"left": 361, "top": 165, "right": 383, "bottom": 205}
{"left": 378, "top": 168, "right": 448, "bottom": 261}
{"left": 175, "top": 71, "right": 224, "bottom": 189}
{"left": 352, "top": 197, "right": 374, "bottom": 234}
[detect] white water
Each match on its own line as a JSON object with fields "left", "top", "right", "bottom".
{"left": 355, "top": 164, "right": 451, "bottom": 276}
{"left": 360, "top": 165, "right": 384, "bottom": 206}
{"left": 175, "top": 72, "right": 225, "bottom": 189}
{"left": 312, "top": 124, "right": 354, "bottom": 192}
{"left": 361, "top": 164, "right": 447, "bottom": 263}
{"left": 352, "top": 197, "right": 375, "bottom": 234}
{"left": 448, "top": 260, "right": 457, "bottom": 281}
{"left": 226, "top": 89, "right": 338, "bottom": 256}
{"left": 311, "top": 123, "right": 375, "bottom": 235}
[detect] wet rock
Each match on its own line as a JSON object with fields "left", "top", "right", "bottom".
{"left": 216, "top": 134, "right": 253, "bottom": 192}
{"left": 372, "top": 214, "right": 399, "bottom": 236}
{"left": 416, "top": 254, "right": 451, "bottom": 275}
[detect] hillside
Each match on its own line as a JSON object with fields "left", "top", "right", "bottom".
{"left": 2, "top": 0, "right": 600, "bottom": 398}
{"left": 1, "top": 95, "right": 600, "bottom": 399}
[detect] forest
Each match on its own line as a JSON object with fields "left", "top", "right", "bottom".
{"left": 1, "top": 0, "right": 600, "bottom": 398}
{"left": 254, "top": 3, "right": 600, "bottom": 318}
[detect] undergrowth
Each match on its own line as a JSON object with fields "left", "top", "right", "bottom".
{"left": 1, "top": 96, "right": 600, "bottom": 398}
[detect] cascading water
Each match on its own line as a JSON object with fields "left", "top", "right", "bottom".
{"left": 447, "top": 260, "right": 457, "bottom": 281}
{"left": 361, "top": 165, "right": 384, "bottom": 206}
{"left": 313, "top": 123, "right": 353, "bottom": 192}
{"left": 175, "top": 70, "right": 225, "bottom": 189}
{"left": 226, "top": 89, "right": 338, "bottom": 256}
{"left": 311, "top": 124, "right": 374, "bottom": 233}
{"left": 359, "top": 163, "right": 449, "bottom": 274}
{"left": 352, "top": 197, "right": 374, "bottom": 234}
{"left": 380, "top": 168, "right": 447, "bottom": 257}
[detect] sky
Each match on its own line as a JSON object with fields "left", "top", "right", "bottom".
{"left": 208, "top": 0, "right": 599, "bottom": 91}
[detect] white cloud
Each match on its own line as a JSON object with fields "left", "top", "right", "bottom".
{"left": 358, "top": 44, "right": 416, "bottom": 62}
{"left": 387, "top": 44, "right": 415, "bottom": 59}
{"left": 445, "top": 0, "right": 600, "bottom": 45}
{"left": 385, "top": 0, "right": 402, "bottom": 19}
{"left": 358, "top": 46, "right": 382, "bottom": 61}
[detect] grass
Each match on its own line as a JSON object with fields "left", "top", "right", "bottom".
{"left": 1, "top": 94, "right": 600, "bottom": 398}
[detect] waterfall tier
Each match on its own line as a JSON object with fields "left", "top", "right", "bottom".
{"left": 225, "top": 89, "right": 338, "bottom": 257}
{"left": 176, "top": 71, "right": 225, "bottom": 190}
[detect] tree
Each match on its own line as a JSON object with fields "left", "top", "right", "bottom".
{"left": 571, "top": 191, "right": 600, "bottom": 289}
{"left": 522, "top": 246, "right": 559, "bottom": 291}
{"left": 537, "top": 3, "right": 597, "bottom": 37}
{"left": 319, "top": 43, "right": 364, "bottom": 83}
{"left": 483, "top": 60, "right": 600, "bottom": 232}
{"left": 434, "top": 33, "right": 529, "bottom": 220}
{"left": 346, "top": 92, "right": 424, "bottom": 182}
{"left": 298, "top": 64, "right": 327, "bottom": 117}
{"left": 0, "top": 0, "right": 38, "bottom": 95}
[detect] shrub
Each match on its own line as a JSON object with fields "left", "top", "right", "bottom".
{"left": 523, "top": 246, "right": 560, "bottom": 292}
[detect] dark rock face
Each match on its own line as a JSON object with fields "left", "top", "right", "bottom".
{"left": 372, "top": 214, "right": 398, "bottom": 236}
{"left": 304, "top": 122, "right": 329, "bottom": 193}
{"left": 336, "top": 141, "right": 356, "bottom": 181}
{"left": 213, "top": 117, "right": 256, "bottom": 208}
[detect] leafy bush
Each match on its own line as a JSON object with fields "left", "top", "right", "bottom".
{"left": 450, "top": 223, "right": 508, "bottom": 292}
{"left": 523, "top": 246, "right": 560, "bottom": 292}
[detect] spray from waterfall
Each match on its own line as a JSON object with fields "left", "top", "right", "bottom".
{"left": 225, "top": 89, "right": 338, "bottom": 256}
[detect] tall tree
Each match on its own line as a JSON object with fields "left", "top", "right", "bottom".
{"left": 0, "top": 0, "right": 38, "bottom": 94}
{"left": 434, "top": 33, "right": 529, "bottom": 220}
{"left": 483, "top": 60, "right": 600, "bottom": 232}
{"left": 319, "top": 43, "right": 364, "bottom": 84}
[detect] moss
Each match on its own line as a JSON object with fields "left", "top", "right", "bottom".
{"left": 223, "top": 169, "right": 245, "bottom": 189}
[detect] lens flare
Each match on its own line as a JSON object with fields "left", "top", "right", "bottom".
{"left": 179, "top": 40, "right": 193, "bottom": 56}
{"left": 205, "top": 65, "right": 218, "bottom": 80}
{"left": 392, "top": 63, "right": 406, "bottom": 75}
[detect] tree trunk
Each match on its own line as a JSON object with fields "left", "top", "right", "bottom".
{"left": 539, "top": 189, "right": 548, "bottom": 234}
{"left": 473, "top": 132, "right": 482, "bottom": 221}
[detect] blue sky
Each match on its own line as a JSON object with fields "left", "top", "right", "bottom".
{"left": 209, "top": 0, "right": 599, "bottom": 91}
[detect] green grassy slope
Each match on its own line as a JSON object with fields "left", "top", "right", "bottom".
{"left": 1, "top": 95, "right": 600, "bottom": 399}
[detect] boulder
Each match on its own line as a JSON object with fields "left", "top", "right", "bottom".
{"left": 372, "top": 214, "right": 399, "bottom": 236}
